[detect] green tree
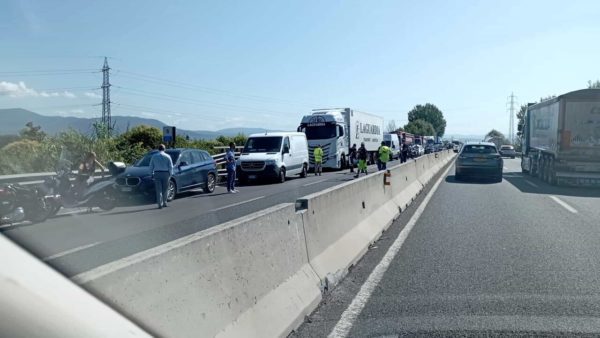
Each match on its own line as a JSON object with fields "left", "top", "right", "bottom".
{"left": 407, "top": 103, "right": 446, "bottom": 137}
{"left": 403, "top": 119, "right": 435, "bottom": 136}
{"left": 19, "top": 122, "right": 46, "bottom": 142}
{"left": 485, "top": 129, "right": 510, "bottom": 147}
{"left": 118, "top": 125, "right": 162, "bottom": 149}
{"left": 588, "top": 80, "right": 600, "bottom": 89}
{"left": 0, "top": 139, "right": 50, "bottom": 174}
{"left": 516, "top": 104, "right": 527, "bottom": 138}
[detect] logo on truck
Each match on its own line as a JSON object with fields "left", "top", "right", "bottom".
{"left": 355, "top": 121, "right": 381, "bottom": 139}
{"left": 307, "top": 116, "right": 326, "bottom": 127}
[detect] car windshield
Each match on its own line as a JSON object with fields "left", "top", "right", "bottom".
{"left": 134, "top": 151, "right": 179, "bottom": 166}
{"left": 243, "top": 137, "right": 282, "bottom": 153}
{"left": 3, "top": 2, "right": 600, "bottom": 337}
{"left": 463, "top": 145, "right": 497, "bottom": 154}
{"left": 303, "top": 125, "right": 337, "bottom": 140}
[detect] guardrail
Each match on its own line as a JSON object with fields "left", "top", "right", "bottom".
{"left": 0, "top": 148, "right": 245, "bottom": 186}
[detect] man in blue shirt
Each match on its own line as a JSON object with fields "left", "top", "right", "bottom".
{"left": 149, "top": 144, "right": 174, "bottom": 209}
{"left": 226, "top": 142, "right": 238, "bottom": 193}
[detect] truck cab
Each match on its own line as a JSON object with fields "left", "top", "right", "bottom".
{"left": 298, "top": 110, "right": 348, "bottom": 170}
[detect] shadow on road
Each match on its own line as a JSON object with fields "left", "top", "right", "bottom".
{"left": 445, "top": 175, "right": 498, "bottom": 185}
{"left": 503, "top": 173, "right": 600, "bottom": 198}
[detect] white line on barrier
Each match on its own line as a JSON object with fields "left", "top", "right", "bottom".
{"left": 303, "top": 179, "right": 328, "bottom": 187}
{"left": 549, "top": 196, "right": 578, "bottom": 214}
{"left": 43, "top": 241, "right": 102, "bottom": 261}
{"left": 524, "top": 180, "right": 539, "bottom": 188}
{"left": 328, "top": 163, "right": 452, "bottom": 338}
{"left": 210, "top": 196, "right": 266, "bottom": 212}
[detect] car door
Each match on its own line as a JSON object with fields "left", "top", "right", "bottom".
{"left": 282, "top": 136, "right": 294, "bottom": 172}
{"left": 192, "top": 150, "right": 210, "bottom": 186}
{"left": 176, "top": 151, "right": 194, "bottom": 189}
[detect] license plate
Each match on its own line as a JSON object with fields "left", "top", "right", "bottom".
{"left": 248, "top": 175, "right": 257, "bottom": 179}
{"left": 121, "top": 187, "right": 132, "bottom": 192}
{"left": 474, "top": 158, "right": 487, "bottom": 162}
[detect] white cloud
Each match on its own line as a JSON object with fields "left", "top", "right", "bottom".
{"left": 84, "top": 92, "right": 101, "bottom": 99}
{"left": 0, "top": 81, "right": 77, "bottom": 98}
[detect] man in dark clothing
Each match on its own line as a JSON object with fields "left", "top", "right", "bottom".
{"left": 348, "top": 143, "right": 357, "bottom": 173}
{"left": 401, "top": 141, "right": 409, "bottom": 163}
{"left": 355, "top": 143, "right": 368, "bottom": 178}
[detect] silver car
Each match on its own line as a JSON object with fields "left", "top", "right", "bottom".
{"left": 455, "top": 142, "right": 503, "bottom": 182}
{"left": 499, "top": 145, "right": 516, "bottom": 159}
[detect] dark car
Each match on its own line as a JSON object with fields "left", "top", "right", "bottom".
{"left": 499, "top": 145, "right": 517, "bottom": 159}
{"left": 455, "top": 142, "right": 503, "bottom": 182}
{"left": 116, "top": 148, "right": 217, "bottom": 201}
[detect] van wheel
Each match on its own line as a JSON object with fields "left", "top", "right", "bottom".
{"left": 300, "top": 165, "right": 307, "bottom": 178}
{"left": 279, "top": 168, "right": 286, "bottom": 183}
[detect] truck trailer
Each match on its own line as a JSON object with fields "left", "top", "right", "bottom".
{"left": 520, "top": 89, "right": 600, "bottom": 186}
{"left": 298, "top": 108, "right": 384, "bottom": 170}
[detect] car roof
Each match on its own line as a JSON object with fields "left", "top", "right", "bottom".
{"left": 463, "top": 141, "right": 497, "bottom": 146}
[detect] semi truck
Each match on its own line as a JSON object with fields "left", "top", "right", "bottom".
{"left": 520, "top": 89, "right": 600, "bottom": 186}
{"left": 298, "top": 108, "right": 384, "bottom": 169}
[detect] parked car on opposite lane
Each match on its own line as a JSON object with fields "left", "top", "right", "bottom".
{"left": 116, "top": 148, "right": 217, "bottom": 201}
{"left": 499, "top": 145, "right": 517, "bottom": 159}
{"left": 455, "top": 142, "right": 503, "bottom": 182}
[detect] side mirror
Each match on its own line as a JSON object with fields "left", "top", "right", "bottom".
{"left": 179, "top": 161, "right": 189, "bottom": 167}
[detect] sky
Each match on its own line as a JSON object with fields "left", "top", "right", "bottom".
{"left": 1, "top": 0, "right": 599, "bottom": 136}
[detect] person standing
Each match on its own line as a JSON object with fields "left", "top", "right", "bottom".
{"left": 77, "top": 151, "right": 105, "bottom": 195}
{"left": 401, "top": 140, "right": 408, "bottom": 163}
{"left": 348, "top": 143, "right": 357, "bottom": 173}
{"left": 314, "top": 144, "right": 324, "bottom": 176}
{"left": 355, "top": 142, "right": 368, "bottom": 178}
{"left": 226, "top": 142, "right": 238, "bottom": 193}
{"left": 378, "top": 141, "right": 391, "bottom": 171}
{"left": 149, "top": 144, "right": 174, "bottom": 209}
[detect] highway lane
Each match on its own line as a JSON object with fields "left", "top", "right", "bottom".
{"left": 1, "top": 158, "right": 405, "bottom": 277}
{"left": 295, "top": 158, "right": 600, "bottom": 337}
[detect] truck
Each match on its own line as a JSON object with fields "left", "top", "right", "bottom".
{"left": 520, "top": 89, "right": 600, "bottom": 186}
{"left": 298, "top": 108, "right": 384, "bottom": 169}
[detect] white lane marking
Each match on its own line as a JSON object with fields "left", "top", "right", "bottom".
{"left": 210, "top": 196, "right": 266, "bottom": 212}
{"left": 524, "top": 180, "right": 539, "bottom": 188}
{"left": 549, "top": 195, "right": 578, "bottom": 214}
{"left": 42, "top": 241, "right": 102, "bottom": 261}
{"left": 328, "top": 163, "right": 452, "bottom": 338}
{"left": 303, "top": 179, "right": 328, "bottom": 187}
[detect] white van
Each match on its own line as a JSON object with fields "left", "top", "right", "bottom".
{"left": 238, "top": 132, "right": 309, "bottom": 183}
{"left": 383, "top": 133, "right": 400, "bottom": 160}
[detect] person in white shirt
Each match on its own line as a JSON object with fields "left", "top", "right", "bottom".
{"left": 149, "top": 144, "right": 174, "bottom": 209}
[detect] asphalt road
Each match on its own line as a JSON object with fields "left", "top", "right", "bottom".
{"left": 294, "top": 158, "right": 600, "bottom": 337}
{"left": 1, "top": 158, "right": 403, "bottom": 277}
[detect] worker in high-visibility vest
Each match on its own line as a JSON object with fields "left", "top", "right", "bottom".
{"left": 378, "top": 141, "right": 391, "bottom": 171}
{"left": 313, "top": 144, "right": 324, "bottom": 176}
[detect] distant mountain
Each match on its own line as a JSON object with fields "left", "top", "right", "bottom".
{"left": 0, "top": 108, "right": 272, "bottom": 139}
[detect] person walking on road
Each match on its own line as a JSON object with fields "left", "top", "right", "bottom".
{"left": 401, "top": 140, "right": 409, "bottom": 163}
{"left": 348, "top": 143, "right": 357, "bottom": 173}
{"left": 355, "top": 142, "right": 368, "bottom": 178}
{"left": 378, "top": 141, "right": 391, "bottom": 171}
{"left": 226, "top": 142, "right": 238, "bottom": 193}
{"left": 314, "top": 144, "right": 324, "bottom": 176}
{"left": 149, "top": 144, "right": 174, "bottom": 209}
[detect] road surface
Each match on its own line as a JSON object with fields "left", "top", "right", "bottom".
{"left": 294, "top": 158, "right": 600, "bottom": 337}
{"left": 1, "top": 159, "right": 402, "bottom": 277}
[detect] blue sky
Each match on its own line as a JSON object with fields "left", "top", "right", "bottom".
{"left": 1, "top": 0, "right": 599, "bottom": 135}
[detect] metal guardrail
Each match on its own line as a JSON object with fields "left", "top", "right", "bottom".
{"left": 0, "top": 151, "right": 243, "bottom": 186}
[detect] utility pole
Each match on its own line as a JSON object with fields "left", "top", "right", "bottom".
{"left": 507, "top": 92, "right": 517, "bottom": 144}
{"left": 101, "top": 57, "right": 112, "bottom": 134}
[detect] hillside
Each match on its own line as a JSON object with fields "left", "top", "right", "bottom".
{"left": 0, "top": 108, "right": 271, "bottom": 139}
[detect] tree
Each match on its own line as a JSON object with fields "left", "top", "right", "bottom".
{"left": 485, "top": 129, "right": 510, "bottom": 147}
{"left": 118, "top": 125, "right": 162, "bottom": 150}
{"left": 385, "top": 120, "right": 397, "bottom": 133}
{"left": 588, "top": 80, "right": 600, "bottom": 89}
{"left": 407, "top": 103, "right": 446, "bottom": 137}
{"left": 404, "top": 119, "right": 435, "bottom": 136}
{"left": 19, "top": 122, "right": 46, "bottom": 142}
{"left": 516, "top": 104, "right": 527, "bottom": 138}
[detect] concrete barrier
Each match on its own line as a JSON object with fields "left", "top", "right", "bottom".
{"left": 73, "top": 203, "right": 321, "bottom": 338}
{"left": 298, "top": 151, "right": 454, "bottom": 289}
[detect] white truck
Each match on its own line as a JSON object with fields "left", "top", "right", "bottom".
{"left": 520, "top": 89, "right": 600, "bottom": 186}
{"left": 298, "top": 108, "right": 384, "bottom": 170}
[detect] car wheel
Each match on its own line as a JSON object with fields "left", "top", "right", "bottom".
{"left": 300, "top": 165, "right": 307, "bottom": 178}
{"left": 204, "top": 173, "right": 216, "bottom": 193}
{"left": 97, "top": 189, "right": 117, "bottom": 211}
{"left": 167, "top": 179, "right": 176, "bottom": 201}
{"left": 279, "top": 168, "right": 286, "bottom": 183}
